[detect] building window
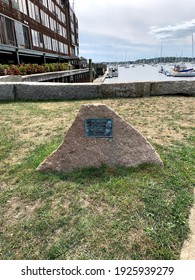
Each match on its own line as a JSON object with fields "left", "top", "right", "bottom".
{"left": 60, "top": 10, "right": 66, "bottom": 23}
{"left": 42, "top": 0, "right": 48, "bottom": 9}
{"left": 58, "top": 42, "right": 68, "bottom": 54}
{"left": 70, "top": 22, "right": 74, "bottom": 32}
{"left": 55, "top": 5, "right": 60, "bottom": 19}
{"left": 18, "top": 0, "right": 27, "bottom": 14}
{"left": 0, "top": 15, "right": 6, "bottom": 44}
{"left": 50, "top": 17, "right": 57, "bottom": 32}
{"left": 62, "top": 27, "right": 67, "bottom": 38}
{"left": 15, "top": 21, "right": 25, "bottom": 46}
{"left": 43, "top": 35, "right": 52, "bottom": 50}
{"left": 59, "top": 41, "right": 63, "bottom": 53}
{"left": 28, "top": 1, "right": 40, "bottom": 22}
{"left": 71, "top": 33, "right": 75, "bottom": 44}
{"left": 70, "top": 46, "right": 74, "bottom": 55}
{"left": 28, "top": 1, "right": 35, "bottom": 20}
{"left": 56, "top": 24, "right": 67, "bottom": 38}
{"left": 64, "top": 43, "right": 68, "bottom": 54}
{"left": 75, "top": 47, "right": 79, "bottom": 56}
{"left": 5, "top": 17, "right": 16, "bottom": 46}
{"left": 52, "top": 38, "right": 59, "bottom": 52}
{"left": 31, "top": 29, "right": 40, "bottom": 47}
{"left": 23, "top": 25, "right": 31, "bottom": 49}
{"left": 40, "top": 10, "right": 50, "bottom": 28}
{"left": 70, "top": 8, "right": 74, "bottom": 22}
{"left": 34, "top": 5, "right": 40, "bottom": 22}
{"left": 52, "top": 3, "right": 57, "bottom": 17}
{"left": 39, "top": 32, "right": 44, "bottom": 48}
{"left": 48, "top": 0, "right": 55, "bottom": 15}
{"left": 11, "top": 0, "right": 19, "bottom": 10}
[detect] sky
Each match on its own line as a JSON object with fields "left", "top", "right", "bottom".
{"left": 73, "top": 0, "right": 195, "bottom": 62}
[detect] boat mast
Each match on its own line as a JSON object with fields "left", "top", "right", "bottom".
{"left": 192, "top": 33, "right": 194, "bottom": 63}
{"left": 160, "top": 42, "right": 162, "bottom": 63}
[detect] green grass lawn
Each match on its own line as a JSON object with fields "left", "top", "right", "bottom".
{"left": 0, "top": 96, "right": 194, "bottom": 259}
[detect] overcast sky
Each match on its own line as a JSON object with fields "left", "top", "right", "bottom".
{"left": 73, "top": 0, "right": 195, "bottom": 62}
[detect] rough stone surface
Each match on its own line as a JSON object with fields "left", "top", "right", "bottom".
{"left": 16, "top": 82, "right": 100, "bottom": 100}
{"left": 0, "top": 83, "right": 14, "bottom": 101}
{"left": 37, "top": 104, "right": 163, "bottom": 173}
{"left": 0, "top": 81, "right": 195, "bottom": 102}
{"left": 150, "top": 80, "right": 195, "bottom": 96}
{"left": 100, "top": 82, "right": 151, "bottom": 98}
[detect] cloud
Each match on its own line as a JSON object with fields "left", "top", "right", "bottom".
{"left": 149, "top": 19, "right": 195, "bottom": 40}
{"left": 74, "top": 0, "right": 195, "bottom": 61}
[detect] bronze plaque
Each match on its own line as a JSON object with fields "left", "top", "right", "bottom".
{"left": 85, "top": 118, "right": 113, "bottom": 138}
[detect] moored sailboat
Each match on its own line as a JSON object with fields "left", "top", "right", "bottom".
{"left": 164, "top": 62, "right": 195, "bottom": 77}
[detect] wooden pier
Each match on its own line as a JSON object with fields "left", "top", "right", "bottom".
{"left": 21, "top": 69, "right": 90, "bottom": 83}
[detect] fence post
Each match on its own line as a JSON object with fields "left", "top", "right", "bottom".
{"left": 89, "top": 59, "right": 93, "bottom": 82}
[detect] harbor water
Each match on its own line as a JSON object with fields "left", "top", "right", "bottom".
{"left": 104, "top": 64, "right": 195, "bottom": 83}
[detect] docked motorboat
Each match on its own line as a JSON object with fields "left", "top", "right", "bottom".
{"left": 172, "top": 62, "right": 193, "bottom": 72}
{"left": 106, "top": 66, "right": 119, "bottom": 78}
{"left": 168, "top": 63, "right": 195, "bottom": 77}
{"left": 168, "top": 70, "right": 195, "bottom": 77}
{"left": 160, "top": 62, "right": 195, "bottom": 77}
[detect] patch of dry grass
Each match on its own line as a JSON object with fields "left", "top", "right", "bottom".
{"left": 1, "top": 97, "right": 194, "bottom": 165}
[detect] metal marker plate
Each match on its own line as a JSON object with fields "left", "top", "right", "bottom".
{"left": 85, "top": 118, "right": 113, "bottom": 138}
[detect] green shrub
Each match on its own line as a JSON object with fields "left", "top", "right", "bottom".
{"left": 31, "top": 64, "right": 45, "bottom": 74}
{"left": 0, "top": 64, "right": 9, "bottom": 76}
{"left": 0, "top": 62, "right": 71, "bottom": 76}
{"left": 18, "top": 64, "right": 27, "bottom": 75}
{"left": 7, "top": 65, "right": 20, "bottom": 75}
{"left": 48, "top": 64, "right": 55, "bottom": 72}
{"left": 43, "top": 64, "right": 51, "bottom": 72}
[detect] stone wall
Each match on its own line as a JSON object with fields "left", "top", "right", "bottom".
{"left": 14, "top": 83, "right": 100, "bottom": 101}
{"left": 150, "top": 81, "right": 195, "bottom": 96}
{"left": 0, "top": 83, "right": 15, "bottom": 101}
{"left": 100, "top": 82, "right": 151, "bottom": 98}
{"left": 0, "top": 80, "right": 195, "bottom": 101}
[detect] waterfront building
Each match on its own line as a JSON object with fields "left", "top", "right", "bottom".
{"left": 0, "top": 0, "right": 79, "bottom": 65}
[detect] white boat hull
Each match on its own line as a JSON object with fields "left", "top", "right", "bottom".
{"left": 169, "top": 71, "right": 195, "bottom": 77}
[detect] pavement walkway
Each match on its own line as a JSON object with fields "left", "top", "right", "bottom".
{"left": 180, "top": 188, "right": 195, "bottom": 260}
